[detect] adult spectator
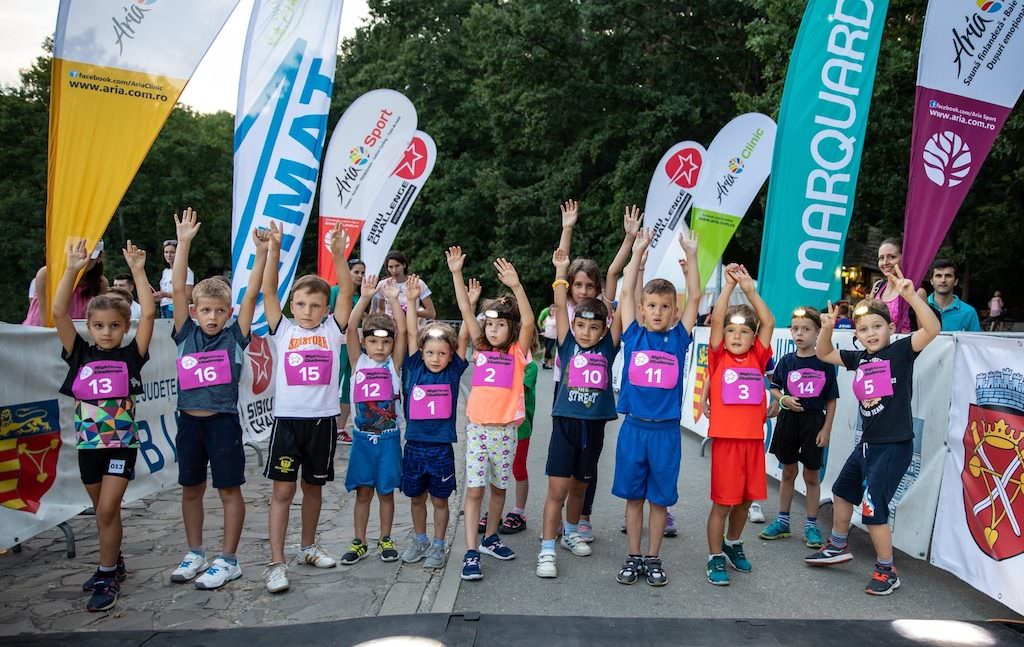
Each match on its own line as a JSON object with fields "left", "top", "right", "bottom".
{"left": 871, "top": 238, "right": 912, "bottom": 333}
{"left": 983, "top": 290, "right": 1005, "bottom": 330}
{"left": 112, "top": 273, "right": 143, "bottom": 320}
{"left": 538, "top": 302, "right": 556, "bottom": 369}
{"left": 372, "top": 250, "right": 436, "bottom": 321}
{"left": 153, "top": 239, "right": 193, "bottom": 318}
{"left": 22, "top": 242, "right": 107, "bottom": 325}
{"left": 927, "top": 259, "right": 981, "bottom": 332}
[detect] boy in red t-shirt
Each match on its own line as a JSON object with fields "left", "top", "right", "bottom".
{"left": 705, "top": 263, "right": 775, "bottom": 586}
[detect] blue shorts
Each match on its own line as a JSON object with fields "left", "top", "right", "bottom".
{"left": 831, "top": 440, "right": 913, "bottom": 525}
{"left": 176, "top": 411, "right": 246, "bottom": 488}
{"left": 611, "top": 416, "right": 681, "bottom": 507}
{"left": 401, "top": 441, "right": 456, "bottom": 499}
{"left": 345, "top": 428, "right": 402, "bottom": 494}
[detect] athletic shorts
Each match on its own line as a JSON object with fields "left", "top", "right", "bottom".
{"left": 769, "top": 409, "right": 826, "bottom": 470}
{"left": 611, "top": 416, "right": 681, "bottom": 507}
{"left": 830, "top": 440, "right": 913, "bottom": 525}
{"left": 465, "top": 422, "right": 517, "bottom": 489}
{"left": 401, "top": 441, "right": 456, "bottom": 499}
{"left": 710, "top": 437, "right": 767, "bottom": 505}
{"left": 345, "top": 428, "right": 402, "bottom": 494}
{"left": 545, "top": 416, "right": 606, "bottom": 483}
{"left": 264, "top": 417, "right": 337, "bottom": 485}
{"left": 79, "top": 447, "right": 138, "bottom": 484}
{"left": 176, "top": 411, "right": 246, "bottom": 488}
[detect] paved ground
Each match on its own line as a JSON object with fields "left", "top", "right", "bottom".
{"left": 0, "top": 365, "right": 1018, "bottom": 637}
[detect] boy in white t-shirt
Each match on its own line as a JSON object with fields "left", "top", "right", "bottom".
{"left": 260, "top": 222, "right": 354, "bottom": 594}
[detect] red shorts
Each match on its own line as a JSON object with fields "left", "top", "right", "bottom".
{"left": 710, "top": 438, "right": 767, "bottom": 505}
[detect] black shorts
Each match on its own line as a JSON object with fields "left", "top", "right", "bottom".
{"left": 769, "top": 409, "right": 826, "bottom": 470}
{"left": 79, "top": 447, "right": 138, "bottom": 484}
{"left": 264, "top": 417, "right": 337, "bottom": 485}
{"left": 545, "top": 416, "right": 606, "bottom": 482}
{"left": 176, "top": 411, "right": 246, "bottom": 489}
{"left": 831, "top": 440, "right": 913, "bottom": 525}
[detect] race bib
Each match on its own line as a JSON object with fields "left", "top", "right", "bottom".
{"left": 627, "top": 351, "right": 678, "bottom": 389}
{"left": 72, "top": 361, "right": 129, "bottom": 400}
{"left": 353, "top": 367, "right": 395, "bottom": 402}
{"left": 177, "top": 350, "right": 231, "bottom": 390}
{"left": 721, "top": 367, "right": 765, "bottom": 405}
{"left": 787, "top": 368, "right": 826, "bottom": 398}
{"left": 409, "top": 384, "right": 453, "bottom": 419}
{"left": 472, "top": 351, "right": 514, "bottom": 388}
{"left": 284, "top": 349, "right": 333, "bottom": 386}
{"left": 567, "top": 353, "right": 608, "bottom": 389}
{"left": 852, "top": 361, "right": 894, "bottom": 400}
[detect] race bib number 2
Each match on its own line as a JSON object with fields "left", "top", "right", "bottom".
{"left": 472, "top": 351, "right": 514, "bottom": 388}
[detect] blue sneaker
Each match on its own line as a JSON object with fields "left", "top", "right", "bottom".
{"left": 577, "top": 519, "right": 594, "bottom": 543}
{"left": 663, "top": 510, "right": 678, "bottom": 538}
{"left": 803, "top": 526, "right": 824, "bottom": 549}
{"left": 83, "top": 554, "right": 126, "bottom": 591}
{"left": 759, "top": 518, "right": 791, "bottom": 541}
{"left": 706, "top": 555, "right": 729, "bottom": 586}
{"left": 461, "top": 550, "right": 482, "bottom": 580}
{"left": 86, "top": 577, "right": 119, "bottom": 612}
{"left": 479, "top": 533, "right": 516, "bottom": 560}
{"left": 722, "top": 540, "right": 752, "bottom": 573}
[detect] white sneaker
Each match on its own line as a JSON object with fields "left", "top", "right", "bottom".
{"left": 171, "top": 551, "right": 209, "bottom": 583}
{"left": 536, "top": 551, "right": 557, "bottom": 578}
{"left": 264, "top": 562, "right": 289, "bottom": 593}
{"left": 559, "top": 532, "right": 593, "bottom": 556}
{"left": 300, "top": 544, "right": 337, "bottom": 568}
{"left": 748, "top": 502, "right": 766, "bottom": 523}
{"left": 194, "top": 557, "right": 242, "bottom": 590}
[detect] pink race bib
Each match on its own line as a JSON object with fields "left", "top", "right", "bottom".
{"left": 72, "top": 361, "right": 129, "bottom": 400}
{"left": 284, "top": 349, "right": 333, "bottom": 386}
{"left": 353, "top": 367, "right": 394, "bottom": 402}
{"left": 627, "top": 351, "right": 678, "bottom": 389}
{"left": 472, "top": 351, "right": 514, "bottom": 388}
{"left": 721, "top": 367, "right": 765, "bottom": 405}
{"left": 567, "top": 353, "right": 608, "bottom": 389}
{"left": 177, "top": 350, "right": 231, "bottom": 390}
{"left": 852, "top": 361, "right": 894, "bottom": 400}
{"left": 409, "top": 384, "right": 452, "bottom": 419}
{"left": 787, "top": 368, "right": 825, "bottom": 398}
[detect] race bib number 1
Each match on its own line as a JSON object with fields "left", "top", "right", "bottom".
{"left": 409, "top": 384, "right": 453, "bottom": 419}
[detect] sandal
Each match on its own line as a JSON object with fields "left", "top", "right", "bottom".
{"left": 499, "top": 512, "right": 526, "bottom": 534}
{"left": 645, "top": 557, "right": 668, "bottom": 587}
{"left": 616, "top": 555, "right": 645, "bottom": 585}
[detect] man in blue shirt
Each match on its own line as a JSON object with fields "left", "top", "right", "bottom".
{"left": 927, "top": 259, "right": 981, "bottom": 332}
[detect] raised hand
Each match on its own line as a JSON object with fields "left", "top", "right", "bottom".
{"left": 329, "top": 223, "right": 349, "bottom": 258}
{"left": 723, "top": 262, "right": 740, "bottom": 286}
{"left": 552, "top": 248, "right": 570, "bottom": 273}
{"left": 891, "top": 264, "right": 916, "bottom": 299}
{"left": 66, "top": 239, "right": 89, "bottom": 273}
{"left": 174, "top": 207, "right": 201, "bottom": 243}
{"left": 361, "top": 274, "right": 380, "bottom": 299}
{"left": 268, "top": 221, "right": 283, "bottom": 252}
{"left": 467, "top": 277, "right": 482, "bottom": 306}
{"left": 560, "top": 199, "right": 579, "bottom": 228}
{"left": 632, "top": 228, "right": 653, "bottom": 254}
{"left": 623, "top": 205, "right": 642, "bottom": 236}
{"left": 122, "top": 239, "right": 147, "bottom": 272}
{"left": 733, "top": 264, "right": 756, "bottom": 292}
{"left": 445, "top": 246, "right": 465, "bottom": 273}
{"left": 406, "top": 274, "right": 421, "bottom": 302}
{"left": 494, "top": 257, "right": 521, "bottom": 288}
{"left": 252, "top": 226, "right": 270, "bottom": 251}
{"left": 380, "top": 277, "right": 399, "bottom": 300}
{"left": 679, "top": 229, "right": 699, "bottom": 258}
{"left": 820, "top": 300, "right": 837, "bottom": 332}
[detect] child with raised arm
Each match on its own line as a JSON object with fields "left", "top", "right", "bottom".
{"left": 54, "top": 239, "right": 155, "bottom": 612}
{"left": 340, "top": 274, "right": 406, "bottom": 565}
{"left": 167, "top": 208, "right": 269, "bottom": 590}
{"left": 399, "top": 275, "right": 470, "bottom": 568}
{"left": 446, "top": 246, "right": 535, "bottom": 581}
{"left": 612, "top": 229, "right": 700, "bottom": 587}
{"left": 261, "top": 222, "right": 354, "bottom": 594}
{"left": 704, "top": 263, "right": 775, "bottom": 586}
{"left": 806, "top": 265, "right": 940, "bottom": 596}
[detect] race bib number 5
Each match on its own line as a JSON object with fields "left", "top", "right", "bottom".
{"left": 852, "top": 361, "right": 894, "bottom": 400}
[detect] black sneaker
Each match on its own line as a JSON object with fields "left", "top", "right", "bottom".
{"left": 644, "top": 557, "right": 668, "bottom": 586}
{"left": 865, "top": 563, "right": 901, "bottom": 596}
{"left": 805, "top": 540, "right": 853, "bottom": 566}
{"left": 616, "top": 555, "right": 645, "bottom": 585}
{"left": 86, "top": 577, "right": 119, "bottom": 612}
{"left": 499, "top": 511, "right": 526, "bottom": 534}
{"left": 83, "top": 554, "right": 126, "bottom": 591}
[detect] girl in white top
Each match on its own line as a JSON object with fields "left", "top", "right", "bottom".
{"left": 155, "top": 239, "right": 193, "bottom": 318}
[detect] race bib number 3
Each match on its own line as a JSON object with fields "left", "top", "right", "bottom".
{"left": 284, "top": 350, "right": 333, "bottom": 386}
{"left": 852, "top": 361, "right": 894, "bottom": 400}
{"left": 472, "top": 351, "right": 514, "bottom": 388}
{"left": 627, "top": 351, "right": 678, "bottom": 389}
{"left": 72, "top": 361, "right": 129, "bottom": 400}
{"left": 177, "top": 350, "right": 231, "bottom": 390}
{"left": 409, "top": 384, "right": 453, "bottom": 419}
{"left": 567, "top": 353, "right": 608, "bottom": 389}
{"left": 787, "top": 368, "right": 826, "bottom": 398}
{"left": 721, "top": 367, "right": 765, "bottom": 405}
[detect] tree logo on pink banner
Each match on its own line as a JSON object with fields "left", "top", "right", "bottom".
{"left": 923, "top": 130, "right": 973, "bottom": 188}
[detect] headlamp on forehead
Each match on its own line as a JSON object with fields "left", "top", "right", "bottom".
{"left": 575, "top": 310, "right": 597, "bottom": 320}
{"left": 484, "top": 309, "right": 500, "bottom": 319}
{"left": 792, "top": 308, "right": 808, "bottom": 318}
{"left": 729, "top": 314, "right": 751, "bottom": 326}
{"left": 367, "top": 328, "right": 393, "bottom": 338}
{"left": 426, "top": 327, "right": 447, "bottom": 339}
{"left": 853, "top": 304, "right": 892, "bottom": 323}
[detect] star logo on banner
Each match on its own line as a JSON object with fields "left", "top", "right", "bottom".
{"left": 247, "top": 335, "right": 273, "bottom": 395}
{"left": 394, "top": 137, "right": 427, "bottom": 180}
{"left": 664, "top": 147, "right": 703, "bottom": 189}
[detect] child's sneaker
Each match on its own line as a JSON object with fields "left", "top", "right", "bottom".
{"left": 337, "top": 429, "right": 353, "bottom": 445}
{"left": 263, "top": 562, "right": 289, "bottom": 593}
{"left": 559, "top": 532, "right": 592, "bottom": 556}
{"left": 461, "top": 549, "right": 483, "bottom": 580}
{"left": 616, "top": 555, "right": 645, "bottom": 585}
{"left": 402, "top": 536, "right": 431, "bottom": 563}
{"left": 477, "top": 512, "right": 488, "bottom": 534}
{"left": 619, "top": 514, "right": 627, "bottom": 534}
{"left": 536, "top": 550, "right": 557, "bottom": 578}
{"left": 83, "top": 554, "right": 126, "bottom": 591}
{"left": 341, "top": 539, "right": 369, "bottom": 565}
{"left": 479, "top": 533, "right": 516, "bottom": 560}
{"left": 499, "top": 511, "right": 527, "bottom": 534}
{"left": 748, "top": 502, "right": 766, "bottom": 523}
{"left": 377, "top": 536, "right": 399, "bottom": 562}
{"left": 170, "top": 551, "right": 209, "bottom": 583}
{"left": 706, "top": 555, "right": 730, "bottom": 586}
{"left": 759, "top": 518, "right": 791, "bottom": 541}
{"left": 300, "top": 543, "right": 337, "bottom": 568}
{"left": 424, "top": 542, "right": 446, "bottom": 569}
{"left": 722, "top": 540, "right": 752, "bottom": 573}
{"left": 86, "top": 576, "right": 119, "bottom": 612}
{"left": 805, "top": 541, "right": 853, "bottom": 566}
{"left": 644, "top": 557, "right": 667, "bottom": 586}
{"left": 577, "top": 519, "right": 594, "bottom": 542}
{"left": 194, "top": 558, "right": 242, "bottom": 590}
{"left": 803, "top": 526, "right": 824, "bottom": 549}
{"left": 865, "top": 563, "right": 900, "bottom": 596}
{"left": 663, "top": 511, "right": 678, "bottom": 538}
